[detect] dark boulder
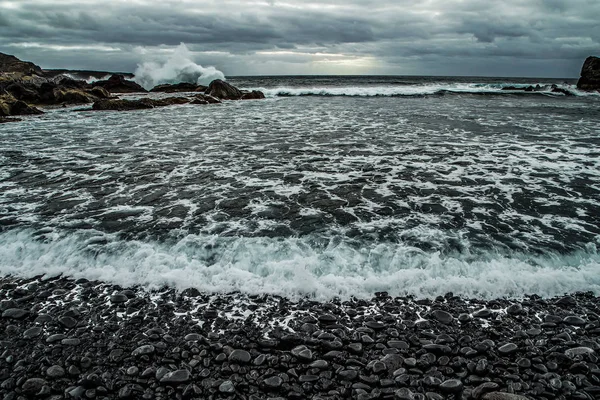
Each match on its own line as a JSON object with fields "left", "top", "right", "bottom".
{"left": 241, "top": 90, "right": 266, "bottom": 100}
{"left": 94, "top": 74, "right": 147, "bottom": 93}
{"left": 577, "top": 56, "right": 600, "bottom": 91}
{"left": 0, "top": 52, "right": 45, "bottom": 76}
{"left": 192, "top": 93, "right": 221, "bottom": 105}
{"left": 0, "top": 94, "right": 43, "bottom": 116}
{"left": 205, "top": 79, "right": 243, "bottom": 100}
{"left": 150, "top": 82, "right": 207, "bottom": 93}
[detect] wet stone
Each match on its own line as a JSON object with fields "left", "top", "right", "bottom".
{"left": 264, "top": 375, "right": 283, "bottom": 388}
{"left": 291, "top": 345, "right": 313, "bottom": 361}
{"left": 23, "top": 326, "right": 42, "bottom": 339}
{"left": 46, "top": 365, "right": 65, "bottom": 378}
{"left": 564, "top": 316, "right": 586, "bottom": 326}
{"left": 132, "top": 345, "right": 155, "bottom": 356}
{"left": 498, "top": 343, "right": 518, "bottom": 355}
{"left": 432, "top": 310, "right": 453, "bottom": 325}
{"left": 228, "top": 349, "right": 251, "bottom": 364}
{"left": 46, "top": 334, "right": 66, "bottom": 343}
{"left": 160, "top": 369, "right": 190, "bottom": 384}
{"left": 440, "top": 379, "right": 464, "bottom": 393}
{"left": 58, "top": 316, "right": 77, "bottom": 329}
{"left": 565, "top": 347, "right": 594, "bottom": 358}
{"left": 219, "top": 380, "right": 235, "bottom": 393}
{"left": 22, "top": 378, "right": 47, "bottom": 395}
{"left": 110, "top": 294, "right": 128, "bottom": 303}
{"left": 2, "top": 308, "right": 28, "bottom": 319}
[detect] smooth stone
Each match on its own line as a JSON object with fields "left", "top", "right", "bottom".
{"left": 365, "top": 321, "right": 385, "bottom": 330}
{"left": 160, "top": 369, "right": 190, "bottom": 384}
{"left": 22, "top": 378, "right": 47, "bottom": 395}
{"left": 498, "top": 343, "right": 518, "bottom": 355}
{"left": 46, "top": 333, "right": 66, "bottom": 343}
{"left": 2, "top": 308, "right": 28, "bottom": 319}
{"left": 482, "top": 393, "right": 530, "bottom": 400}
{"left": 309, "top": 360, "right": 329, "bottom": 369}
{"left": 110, "top": 294, "right": 128, "bottom": 303}
{"left": 565, "top": 347, "right": 594, "bottom": 358}
{"left": 507, "top": 303, "right": 523, "bottom": 315}
{"left": 58, "top": 316, "right": 77, "bottom": 329}
{"left": 228, "top": 349, "right": 251, "bottom": 364}
{"left": 132, "top": 344, "right": 155, "bottom": 356}
{"left": 23, "top": 326, "right": 42, "bottom": 339}
{"left": 46, "top": 365, "right": 65, "bottom": 378}
{"left": 473, "top": 309, "right": 492, "bottom": 318}
{"left": 291, "top": 345, "right": 313, "bottom": 361}
{"left": 395, "top": 388, "right": 415, "bottom": 400}
{"left": 440, "top": 379, "right": 464, "bottom": 393}
{"left": 339, "top": 370, "right": 358, "bottom": 381}
{"left": 472, "top": 382, "right": 499, "bottom": 399}
{"left": 432, "top": 310, "right": 453, "bottom": 325}
{"left": 564, "top": 316, "right": 586, "bottom": 326}
{"left": 264, "top": 375, "right": 283, "bottom": 388}
{"left": 61, "top": 338, "right": 80, "bottom": 346}
{"left": 318, "top": 313, "right": 337, "bottom": 323}
{"left": 388, "top": 340, "right": 409, "bottom": 350}
{"left": 219, "top": 380, "right": 235, "bottom": 393}
{"left": 184, "top": 333, "right": 203, "bottom": 341}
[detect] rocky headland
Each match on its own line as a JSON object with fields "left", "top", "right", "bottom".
{"left": 577, "top": 56, "right": 600, "bottom": 92}
{"left": 0, "top": 53, "right": 265, "bottom": 122}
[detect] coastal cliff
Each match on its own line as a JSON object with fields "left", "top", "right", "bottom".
{"left": 577, "top": 56, "right": 600, "bottom": 91}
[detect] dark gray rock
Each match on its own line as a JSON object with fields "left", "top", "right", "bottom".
{"left": 219, "top": 380, "right": 235, "bottom": 393}
{"left": 432, "top": 310, "right": 453, "bottom": 325}
{"left": 565, "top": 347, "right": 594, "bottom": 358}
{"left": 440, "top": 379, "right": 464, "bottom": 393}
{"left": 160, "top": 369, "right": 190, "bottom": 384}
{"left": 228, "top": 349, "right": 251, "bottom": 364}
{"left": 2, "top": 308, "right": 28, "bottom": 319}
{"left": 23, "top": 326, "right": 42, "bottom": 339}
{"left": 291, "top": 345, "right": 313, "bottom": 361}
{"left": 498, "top": 343, "right": 518, "bottom": 355}
{"left": 264, "top": 376, "right": 283, "bottom": 388}
{"left": 46, "top": 365, "right": 66, "bottom": 378}
{"left": 482, "top": 393, "right": 530, "bottom": 400}
{"left": 132, "top": 344, "right": 155, "bottom": 356}
{"left": 22, "top": 378, "right": 47, "bottom": 395}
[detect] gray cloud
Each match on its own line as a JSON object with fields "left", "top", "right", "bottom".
{"left": 0, "top": 0, "right": 598, "bottom": 76}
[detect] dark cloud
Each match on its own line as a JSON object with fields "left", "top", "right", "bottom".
{"left": 0, "top": 0, "right": 598, "bottom": 76}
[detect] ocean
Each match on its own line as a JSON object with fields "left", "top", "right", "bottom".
{"left": 1, "top": 75, "right": 599, "bottom": 300}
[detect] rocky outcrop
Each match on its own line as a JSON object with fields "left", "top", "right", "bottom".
{"left": 190, "top": 93, "right": 222, "bottom": 105}
{"left": 241, "top": 90, "right": 266, "bottom": 100}
{"left": 501, "top": 84, "right": 574, "bottom": 96}
{"left": 0, "top": 52, "right": 45, "bottom": 76}
{"left": 577, "top": 56, "right": 600, "bottom": 91}
{"left": 92, "top": 97, "right": 190, "bottom": 111}
{"left": 94, "top": 75, "right": 147, "bottom": 93}
{"left": 205, "top": 79, "right": 243, "bottom": 100}
{"left": 0, "top": 93, "right": 43, "bottom": 116}
{"left": 150, "top": 83, "right": 207, "bottom": 93}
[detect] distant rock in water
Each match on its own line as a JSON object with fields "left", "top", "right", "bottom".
{"left": 150, "top": 82, "right": 207, "bottom": 93}
{"left": 205, "top": 79, "right": 243, "bottom": 100}
{"left": 94, "top": 74, "right": 147, "bottom": 93}
{"left": 0, "top": 52, "right": 45, "bottom": 76}
{"left": 577, "top": 56, "right": 600, "bottom": 91}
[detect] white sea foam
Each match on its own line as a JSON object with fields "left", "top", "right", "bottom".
{"left": 250, "top": 84, "right": 598, "bottom": 98}
{"left": 1, "top": 229, "right": 599, "bottom": 300}
{"left": 134, "top": 43, "right": 225, "bottom": 90}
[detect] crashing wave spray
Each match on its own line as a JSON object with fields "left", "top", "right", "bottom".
{"left": 134, "top": 43, "right": 225, "bottom": 89}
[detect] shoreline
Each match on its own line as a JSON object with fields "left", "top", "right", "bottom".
{"left": 1, "top": 275, "right": 598, "bottom": 399}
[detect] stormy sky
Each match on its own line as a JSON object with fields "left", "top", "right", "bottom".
{"left": 0, "top": 0, "right": 598, "bottom": 77}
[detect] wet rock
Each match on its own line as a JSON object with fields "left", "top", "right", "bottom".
{"left": 431, "top": 310, "right": 453, "bottom": 325}
{"left": 563, "top": 315, "right": 586, "bottom": 326}
{"left": 577, "top": 56, "right": 600, "bottom": 91}
{"left": 228, "top": 349, "right": 251, "bottom": 364}
{"left": 482, "top": 393, "right": 530, "bottom": 400}
{"left": 22, "top": 378, "right": 47, "bottom": 395}
{"left": 150, "top": 82, "right": 206, "bottom": 93}
{"left": 94, "top": 74, "right": 147, "bottom": 93}
{"left": 110, "top": 293, "right": 128, "bottom": 303}
{"left": 565, "top": 347, "right": 594, "bottom": 358}
{"left": 46, "top": 365, "right": 65, "bottom": 378}
{"left": 160, "top": 369, "right": 190, "bottom": 384}
{"left": 132, "top": 345, "right": 155, "bottom": 356}
{"left": 1, "top": 308, "right": 28, "bottom": 319}
{"left": 219, "top": 380, "right": 235, "bottom": 393}
{"left": 291, "top": 345, "right": 313, "bottom": 361}
{"left": 264, "top": 376, "right": 283, "bottom": 388}
{"left": 498, "top": 343, "right": 518, "bottom": 355}
{"left": 23, "top": 326, "right": 42, "bottom": 339}
{"left": 205, "top": 79, "right": 243, "bottom": 100}
{"left": 440, "top": 379, "right": 464, "bottom": 393}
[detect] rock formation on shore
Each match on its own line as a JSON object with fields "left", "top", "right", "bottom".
{"left": 0, "top": 53, "right": 266, "bottom": 118}
{"left": 94, "top": 74, "right": 147, "bottom": 94}
{"left": 577, "top": 56, "right": 600, "bottom": 91}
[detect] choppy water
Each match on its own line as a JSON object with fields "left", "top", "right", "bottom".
{"left": 1, "top": 76, "right": 599, "bottom": 299}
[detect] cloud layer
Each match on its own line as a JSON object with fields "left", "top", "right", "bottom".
{"left": 0, "top": 0, "right": 598, "bottom": 77}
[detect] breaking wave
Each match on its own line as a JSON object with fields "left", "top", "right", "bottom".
{"left": 253, "top": 84, "right": 597, "bottom": 98}
{"left": 1, "top": 229, "right": 598, "bottom": 300}
{"left": 134, "top": 43, "right": 225, "bottom": 90}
